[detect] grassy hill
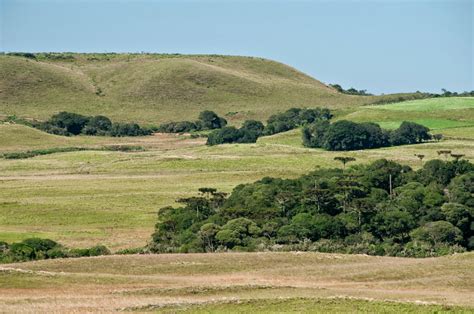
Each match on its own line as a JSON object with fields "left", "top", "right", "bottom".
{"left": 0, "top": 53, "right": 422, "bottom": 124}
{"left": 0, "top": 252, "right": 473, "bottom": 312}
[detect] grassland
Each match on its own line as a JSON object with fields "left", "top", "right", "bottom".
{"left": 1, "top": 123, "right": 473, "bottom": 249}
{"left": 0, "top": 252, "right": 472, "bottom": 312}
{"left": 1, "top": 98, "right": 473, "bottom": 248}
{"left": 340, "top": 97, "right": 474, "bottom": 131}
{"left": 0, "top": 53, "right": 424, "bottom": 125}
{"left": 1, "top": 54, "right": 474, "bottom": 312}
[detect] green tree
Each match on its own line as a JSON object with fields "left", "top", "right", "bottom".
{"left": 216, "top": 218, "right": 261, "bottom": 249}
{"left": 410, "top": 221, "right": 463, "bottom": 245}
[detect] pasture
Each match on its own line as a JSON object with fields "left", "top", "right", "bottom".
{"left": 1, "top": 121, "right": 473, "bottom": 249}
{"left": 0, "top": 252, "right": 472, "bottom": 312}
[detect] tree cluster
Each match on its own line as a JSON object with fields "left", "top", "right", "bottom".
{"left": 303, "top": 120, "right": 431, "bottom": 151}
{"left": 158, "top": 110, "right": 227, "bottom": 133}
{"left": 206, "top": 108, "right": 333, "bottom": 145}
{"left": 30, "top": 112, "right": 153, "bottom": 137}
{"left": 150, "top": 159, "right": 473, "bottom": 257}
{"left": 0, "top": 238, "right": 110, "bottom": 263}
{"left": 263, "top": 107, "right": 333, "bottom": 136}
{"left": 329, "top": 84, "right": 372, "bottom": 96}
{"left": 206, "top": 120, "right": 265, "bottom": 145}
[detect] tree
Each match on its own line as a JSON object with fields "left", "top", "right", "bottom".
{"left": 198, "top": 110, "right": 227, "bottom": 129}
{"left": 410, "top": 221, "right": 463, "bottom": 245}
{"left": 83, "top": 115, "right": 112, "bottom": 135}
{"left": 50, "top": 112, "right": 89, "bottom": 135}
{"left": 451, "top": 153, "right": 465, "bottom": 162}
{"left": 206, "top": 127, "right": 242, "bottom": 145}
{"left": 437, "top": 150, "right": 451, "bottom": 161}
{"left": 390, "top": 121, "right": 431, "bottom": 145}
{"left": 241, "top": 120, "right": 264, "bottom": 135}
{"left": 371, "top": 210, "right": 415, "bottom": 241}
{"left": 216, "top": 218, "right": 261, "bottom": 249}
{"left": 441, "top": 203, "right": 473, "bottom": 241}
{"left": 433, "top": 134, "right": 443, "bottom": 142}
{"left": 199, "top": 223, "right": 221, "bottom": 252}
{"left": 302, "top": 120, "right": 330, "bottom": 148}
{"left": 414, "top": 154, "right": 425, "bottom": 165}
{"left": 334, "top": 157, "right": 356, "bottom": 169}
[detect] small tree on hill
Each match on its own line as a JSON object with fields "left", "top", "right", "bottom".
{"left": 334, "top": 156, "right": 356, "bottom": 169}
{"left": 437, "top": 150, "right": 452, "bottom": 161}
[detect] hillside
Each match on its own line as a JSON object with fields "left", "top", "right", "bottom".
{"left": 0, "top": 53, "right": 419, "bottom": 124}
{"left": 1, "top": 252, "right": 473, "bottom": 312}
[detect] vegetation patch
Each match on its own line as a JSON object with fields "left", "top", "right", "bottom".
{"left": 303, "top": 120, "right": 432, "bottom": 151}
{"left": 0, "top": 238, "right": 110, "bottom": 263}
{"left": 7, "top": 112, "right": 153, "bottom": 137}
{"left": 1, "top": 145, "right": 145, "bottom": 159}
{"left": 150, "top": 159, "right": 473, "bottom": 257}
{"left": 207, "top": 108, "right": 332, "bottom": 145}
{"left": 129, "top": 297, "right": 467, "bottom": 313}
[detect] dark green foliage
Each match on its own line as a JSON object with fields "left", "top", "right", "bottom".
{"left": 2, "top": 145, "right": 145, "bottom": 159}
{"left": 69, "top": 245, "right": 111, "bottom": 257}
{"left": 330, "top": 84, "right": 372, "bottom": 96}
{"left": 206, "top": 108, "right": 333, "bottom": 145}
{"left": 158, "top": 121, "right": 199, "bottom": 133}
{"left": 206, "top": 121, "right": 263, "bottom": 146}
{"left": 50, "top": 112, "right": 90, "bottom": 135}
{"left": 6, "top": 52, "right": 37, "bottom": 59}
{"left": 149, "top": 159, "right": 473, "bottom": 257}
{"left": 390, "top": 121, "right": 431, "bottom": 145}
{"left": 109, "top": 122, "right": 152, "bottom": 137}
{"left": 263, "top": 107, "right": 332, "bottom": 136}
{"left": 303, "top": 120, "right": 430, "bottom": 151}
{"left": 198, "top": 110, "right": 227, "bottom": 129}
{"left": 0, "top": 238, "right": 111, "bottom": 263}
{"left": 26, "top": 112, "right": 151, "bottom": 137}
{"left": 82, "top": 115, "right": 112, "bottom": 135}
{"left": 158, "top": 110, "right": 227, "bottom": 133}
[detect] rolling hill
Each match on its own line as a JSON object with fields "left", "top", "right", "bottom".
{"left": 0, "top": 53, "right": 421, "bottom": 124}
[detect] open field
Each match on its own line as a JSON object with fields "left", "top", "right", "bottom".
{"left": 340, "top": 97, "right": 474, "bottom": 131}
{"left": 1, "top": 121, "right": 473, "bottom": 249}
{"left": 0, "top": 252, "right": 473, "bottom": 312}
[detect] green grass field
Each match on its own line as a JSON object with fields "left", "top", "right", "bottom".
{"left": 1, "top": 97, "right": 474, "bottom": 248}
{"left": 341, "top": 97, "right": 474, "bottom": 132}
{"left": 1, "top": 121, "right": 473, "bottom": 249}
{"left": 0, "top": 252, "right": 472, "bottom": 312}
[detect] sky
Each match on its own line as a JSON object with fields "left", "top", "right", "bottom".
{"left": 0, "top": 0, "right": 472, "bottom": 94}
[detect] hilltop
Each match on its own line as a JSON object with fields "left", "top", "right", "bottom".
{"left": 0, "top": 53, "right": 420, "bottom": 124}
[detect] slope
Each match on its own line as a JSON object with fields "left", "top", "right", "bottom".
{"left": 0, "top": 53, "right": 416, "bottom": 124}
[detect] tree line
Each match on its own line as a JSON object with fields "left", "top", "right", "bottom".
{"left": 303, "top": 120, "right": 433, "bottom": 151}
{"left": 206, "top": 108, "right": 333, "bottom": 145}
{"left": 149, "top": 158, "right": 473, "bottom": 257}
{"left": 157, "top": 110, "right": 228, "bottom": 133}
{"left": 0, "top": 238, "right": 110, "bottom": 263}
{"left": 10, "top": 112, "right": 154, "bottom": 137}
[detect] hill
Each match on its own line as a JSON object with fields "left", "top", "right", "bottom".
{"left": 0, "top": 252, "right": 473, "bottom": 312}
{"left": 0, "top": 53, "right": 422, "bottom": 124}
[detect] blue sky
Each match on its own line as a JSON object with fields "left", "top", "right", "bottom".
{"left": 1, "top": 0, "right": 472, "bottom": 94}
